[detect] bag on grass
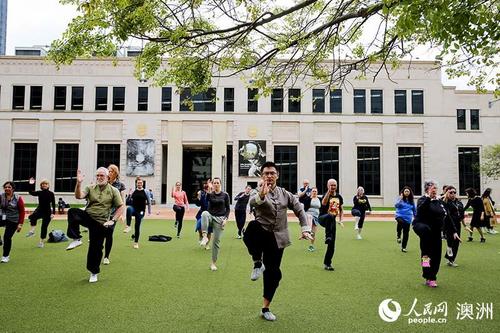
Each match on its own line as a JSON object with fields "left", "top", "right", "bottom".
{"left": 48, "top": 230, "right": 69, "bottom": 243}
{"left": 148, "top": 235, "right": 172, "bottom": 242}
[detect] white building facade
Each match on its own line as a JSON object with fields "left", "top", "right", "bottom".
{"left": 0, "top": 56, "right": 498, "bottom": 206}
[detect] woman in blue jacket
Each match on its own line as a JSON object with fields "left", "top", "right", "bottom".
{"left": 395, "top": 186, "right": 416, "bottom": 252}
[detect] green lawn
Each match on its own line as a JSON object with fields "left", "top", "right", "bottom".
{"left": 1, "top": 219, "right": 498, "bottom": 332}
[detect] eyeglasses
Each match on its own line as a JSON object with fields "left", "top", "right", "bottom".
{"left": 449, "top": 191, "right": 456, "bottom": 194}
{"left": 263, "top": 172, "right": 277, "bottom": 176}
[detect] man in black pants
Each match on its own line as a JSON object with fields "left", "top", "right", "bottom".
{"left": 318, "top": 179, "right": 344, "bottom": 271}
{"left": 244, "top": 161, "right": 311, "bottom": 321}
{"left": 65, "top": 168, "right": 124, "bottom": 283}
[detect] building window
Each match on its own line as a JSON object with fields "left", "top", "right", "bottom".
{"left": 371, "top": 89, "right": 383, "bottom": 114}
{"left": 12, "top": 85, "right": 25, "bottom": 110}
{"left": 457, "top": 109, "right": 466, "bottom": 130}
{"left": 55, "top": 143, "right": 79, "bottom": 192}
{"left": 288, "top": 88, "right": 301, "bottom": 113}
{"left": 97, "top": 144, "right": 121, "bottom": 168}
{"left": 271, "top": 88, "right": 284, "bottom": 112}
{"left": 274, "top": 145, "right": 297, "bottom": 192}
{"left": 354, "top": 89, "right": 366, "bottom": 113}
{"left": 458, "top": 147, "right": 480, "bottom": 196}
{"left": 316, "top": 146, "right": 339, "bottom": 195}
{"left": 138, "top": 87, "right": 148, "bottom": 111}
{"left": 12, "top": 143, "right": 37, "bottom": 192}
{"left": 95, "top": 87, "right": 108, "bottom": 111}
{"left": 71, "top": 86, "right": 84, "bottom": 110}
{"left": 224, "top": 88, "right": 234, "bottom": 112}
{"left": 357, "top": 146, "right": 380, "bottom": 195}
{"left": 394, "top": 90, "right": 407, "bottom": 114}
{"left": 161, "top": 87, "right": 172, "bottom": 111}
{"left": 411, "top": 90, "right": 424, "bottom": 114}
{"left": 398, "top": 147, "right": 422, "bottom": 195}
{"left": 180, "top": 88, "right": 216, "bottom": 111}
{"left": 248, "top": 88, "right": 258, "bottom": 112}
{"left": 112, "top": 87, "right": 125, "bottom": 111}
{"left": 30, "top": 86, "right": 43, "bottom": 110}
{"left": 329, "top": 89, "right": 342, "bottom": 113}
{"left": 470, "top": 109, "right": 480, "bottom": 130}
{"left": 312, "top": 89, "right": 325, "bottom": 113}
{"left": 54, "top": 86, "right": 67, "bottom": 110}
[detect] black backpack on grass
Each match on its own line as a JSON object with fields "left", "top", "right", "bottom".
{"left": 148, "top": 235, "right": 172, "bottom": 242}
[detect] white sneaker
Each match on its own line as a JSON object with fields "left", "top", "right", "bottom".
{"left": 204, "top": 245, "right": 210, "bottom": 250}
{"left": 200, "top": 235, "right": 209, "bottom": 247}
{"left": 446, "top": 247, "right": 453, "bottom": 257}
{"left": 251, "top": 263, "right": 265, "bottom": 281}
{"left": 210, "top": 263, "right": 218, "bottom": 271}
{"left": 103, "top": 257, "right": 110, "bottom": 265}
{"left": 492, "top": 230, "right": 499, "bottom": 234}
{"left": 133, "top": 243, "right": 139, "bottom": 249}
{"left": 356, "top": 234, "right": 362, "bottom": 240}
{"left": 1, "top": 256, "right": 10, "bottom": 263}
{"left": 38, "top": 242, "right": 44, "bottom": 248}
{"left": 66, "top": 239, "right": 83, "bottom": 250}
{"left": 260, "top": 310, "right": 277, "bottom": 321}
{"left": 89, "top": 273, "right": 98, "bottom": 283}
{"left": 123, "top": 226, "right": 131, "bottom": 233}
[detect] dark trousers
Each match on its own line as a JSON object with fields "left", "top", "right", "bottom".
{"left": 127, "top": 206, "right": 144, "bottom": 242}
{"left": 67, "top": 208, "right": 107, "bottom": 274}
{"left": 104, "top": 224, "right": 115, "bottom": 258}
{"left": 421, "top": 232, "right": 442, "bottom": 280}
{"left": 445, "top": 223, "right": 461, "bottom": 262}
{"left": 396, "top": 218, "right": 411, "bottom": 249}
{"left": 235, "top": 209, "right": 246, "bottom": 236}
{"left": 173, "top": 205, "right": 185, "bottom": 236}
{"left": 351, "top": 209, "right": 366, "bottom": 229}
{"left": 29, "top": 209, "right": 52, "bottom": 239}
{"left": 2, "top": 222, "right": 18, "bottom": 257}
{"left": 243, "top": 220, "right": 285, "bottom": 302}
{"left": 318, "top": 214, "right": 337, "bottom": 266}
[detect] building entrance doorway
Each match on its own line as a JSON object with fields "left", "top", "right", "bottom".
{"left": 182, "top": 146, "right": 212, "bottom": 202}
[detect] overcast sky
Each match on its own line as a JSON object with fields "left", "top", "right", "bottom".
{"left": 3, "top": 0, "right": 488, "bottom": 90}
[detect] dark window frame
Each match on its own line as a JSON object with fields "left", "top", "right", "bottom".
{"left": 95, "top": 87, "right": 108, "bottom": 111}
{"left": 394, "top": 90, "right": 407, "bottom": 114}
{"left": 138, "top": 87, "right": 148, "bottom": 111}
{"left": 12, "top": 143, "right": 37, "bottom": 192}
{"left": 180, "top": 88, "right": 216, "bottom": 112}
{"left": 54, "top": 86, "right": 67, "bottom": 110}
{"left": 29, "top": 86, "right": 43, "bottom": 110}
{"left": 411, "top": 90, "right": 424, "bottom": 114}
{"left": 398, "top": 147, "right": 422, "bottom": 195}
{"left": 353, "top": 89, "right": 366, "bottom": 114}
{"left": 224, "top": 87, "right": 235, "bottom": 112}
{"left": 161, "top": 87, "right": 172, "bottom": 112}
{"left": 457, "top": 109, "right": 466, "bottom": 130}
{"left": 357, "top": 146, "right": 381, "bottom": 195}
{"left": 271, "top": 88, "right": 284, "bottom": 112}
{"left": 470, "top": 109, "right": 480, "bottom": 130}
{"left": 71, "top": 86, "right": 84, "bottom": 110}
{"left": 247, "top": 88, "right": 258, "bottom": 112}
{"left": 458, "top": 147, "right": 481, "bottom": 196}
{"left": 288, "top": 88, "right": 301, "bottom": 113}
{"left": 312, "top": 89, "right": 325, "bottom": 113}
{"left": 97, "top": 144, "right": 121, "bottom": 168}
{"left": 112, "top": 87, "right": 125, "bottom": 111}
{"left": 329, "top": 89, "right": 342, "bottom": 113}
{"left": 274, "top": 145, "right": 298, "bottom": 193}
{"left": 370, "top": 89, "right": 383, "bottom": 114}
{"left": 315, "top": 146, "right": 339, "bottom": 194}
{"left": 54, "top": 143, "right": 79, "bottom": 192}
{"left": 12, "top": 85, "right": 25, "bottom": 110}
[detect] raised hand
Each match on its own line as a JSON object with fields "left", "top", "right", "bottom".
{"left": 259, "top": 181, "right": 269, "bottom": 199}
{"left": 76, "top": 169, "right": 85, "bottom": 184}
{"left": 29, "top": 177, "right": 36, "bottom": 185}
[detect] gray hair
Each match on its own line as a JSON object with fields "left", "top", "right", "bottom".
{"left": 424, "top": 180, "right": 437, "bottom": 193}
{"left": 96, "top": 167, "right": 109, "bottom": 177}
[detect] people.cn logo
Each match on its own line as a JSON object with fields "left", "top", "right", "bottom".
{"left": 378, "top": 299, "right": 402, "bottom": 322}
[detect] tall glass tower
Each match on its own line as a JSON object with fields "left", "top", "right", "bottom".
{"left": 0, "top": 0, "right": 7, "bottom": 55}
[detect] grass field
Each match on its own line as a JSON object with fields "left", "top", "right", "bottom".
{"left": 1, "top": 218, "right": 498, "bottom": 333}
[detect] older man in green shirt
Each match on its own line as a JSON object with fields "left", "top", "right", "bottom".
{"left": 66, "top": 167, "right": 124, "bottom": 283}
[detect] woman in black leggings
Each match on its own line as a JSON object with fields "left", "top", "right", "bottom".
{"left": 103, "top": 164, "right": 126, "bottom": 265}
{"left": 26, "top": 177, "right": 55, "bottom": 248}
{"left": 126, "top": 178, "right": 151, "bottom": 249}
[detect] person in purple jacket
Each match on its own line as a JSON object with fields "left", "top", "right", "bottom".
{"left": 395, "top": 186, "right": 416, "bottom": 253}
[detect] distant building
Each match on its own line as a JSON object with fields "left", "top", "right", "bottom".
{"left": 0, "top": 0, "right": 7, "bottom": 55}
{"left": 15, "top": 46, "right": 49, "bottom": 56}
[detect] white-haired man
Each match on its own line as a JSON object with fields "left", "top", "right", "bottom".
{"left": 66, "top": 167, "right": 125, "bottom": 283}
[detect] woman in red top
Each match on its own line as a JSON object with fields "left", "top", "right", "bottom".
{"left": 171, "top": 181, "right": 189, "bottom": 238}
{"left": 1, "top": 181, "right": 26, "bottom": 263}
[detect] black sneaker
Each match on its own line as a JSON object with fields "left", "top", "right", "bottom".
{"left": 467, "top": 237, "right": 473, "bottom": 242}
{"left": 324, "top": 265, "right": 334, "bottom": 271}
{"left": 480, "top": 238, "right": 486, "bottom": 243}
{"left": 325, "top": 237, "right": 332, "bottom": 244}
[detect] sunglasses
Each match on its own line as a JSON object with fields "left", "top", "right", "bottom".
{"left": 448, "top": 191, "right": 456, "bottom": 194}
